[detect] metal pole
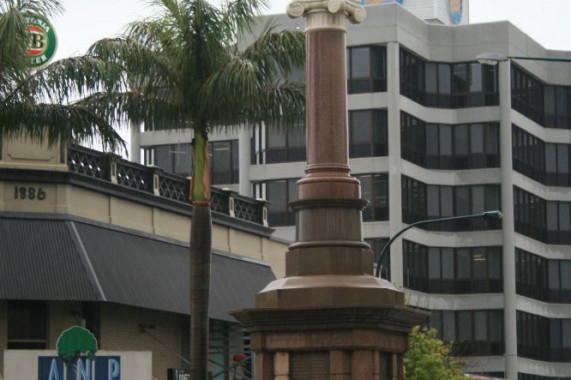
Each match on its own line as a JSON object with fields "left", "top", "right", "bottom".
{"left": 510, "top": 56, "right": 571, "bottom": 63}
{"left": 374, "top": 210, "right": 503, "bottom": 277}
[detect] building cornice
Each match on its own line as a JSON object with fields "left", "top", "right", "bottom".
{"left": 0, "top": 167, "right": 273, "bottom": 238}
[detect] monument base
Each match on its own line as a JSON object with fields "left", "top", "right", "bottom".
{"left": 232, "top": 306, "right": 428, "bottom": 380}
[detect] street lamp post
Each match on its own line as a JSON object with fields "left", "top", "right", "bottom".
{"left": 476, "top": 52, "right": 571, "bottom": 65}
{"left": 374, "top": 210, "right": 503, "bottom": 278}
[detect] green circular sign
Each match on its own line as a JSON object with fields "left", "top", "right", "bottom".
{"left": 25, "top": 14, "right": 57, "bottom": 68}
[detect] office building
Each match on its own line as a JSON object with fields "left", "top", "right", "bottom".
{"left": 131, "top": 1, "right": 571, "bottom": 379}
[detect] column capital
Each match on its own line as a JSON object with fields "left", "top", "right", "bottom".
{"left": 287, "top": 0, "right": 366, "bottom": 31}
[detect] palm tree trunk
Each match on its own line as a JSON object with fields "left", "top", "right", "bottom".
{"left": 190, "top": 131, "right": 211, "bottom": 380}
{"left": 190, "top": 202, "right": 211, "bottom": 380}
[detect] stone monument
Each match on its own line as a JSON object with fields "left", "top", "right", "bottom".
{"left": 232, "top": 1, "right": 427, "bottom": 379}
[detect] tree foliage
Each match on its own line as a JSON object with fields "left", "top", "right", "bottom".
{"left": 76, "top": 2, "right": 305, "bottom": 380}
{"left": 83, "top": 0, "right": 305, "bottom": 136}
{"left": 0, "top": 0, "right": 125, "bottom": 151}
{"left": 404, "top": 326, "right": 465, "bottom": 380}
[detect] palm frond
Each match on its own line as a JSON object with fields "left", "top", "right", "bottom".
{"left": 6, "top": 55, "right": 124, "bottom": 104}
{"left": 0, "top": 101, "right": 125, "bottom": 152}
{"left": 250, "top": 80, "right": 306, "bottom": 130}
{"left": 242, "top": 22, "right": 305, "bottom": 76}
{"left": 0, "top": 6, "right": 29, "bottom": 75}
{"left": 89, "top": 37, "right": 181, "bottom": 97}
{"left": 0, "top": 0, "right": 63, "bottom": 18}
{"left": 220, "top": 0, "right": 268, "bottom": 38}
{"left": 200, "top": 55, "right": 260, "bottom": 114}
{"left": 76, "top": 91, "right": 186, "bottom": 131}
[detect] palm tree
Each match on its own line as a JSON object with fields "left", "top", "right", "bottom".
{"left": 0, "top": 0, "right": 125, "bottom": 151}
{"left": 83, "top": 0, "right": 305, "bottom": 378}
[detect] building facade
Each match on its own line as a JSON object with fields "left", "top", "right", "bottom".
{"left": 130, "top": 2, "right": 571, "bottom": 380}
{"left": 0, "top": 137, "right": 288, "bottom": 380}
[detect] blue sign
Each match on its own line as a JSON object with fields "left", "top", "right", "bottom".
{"left": 38, "top": 356, "right": 120, "bottom": 380}
{"left": 360, "top": 0, "right": 403, "bottom": 5}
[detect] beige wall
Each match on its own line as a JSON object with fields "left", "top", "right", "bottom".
{"left": 99, "top": 303, "right": 182, "bottom": 380}
{"left": 0, "top": 137, "right": 288, "bottom": 276}
{"left": 262, "top": 238, "right": 288, "bottom": 279}
{"left": 0, "top": 137, "right": 67, "bottom": 172}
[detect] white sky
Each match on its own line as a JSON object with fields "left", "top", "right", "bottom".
{"left": 48, "top": 0, "right": 570, "bottom": 154}
{"left": 52, "top": 0, "right": 571, "bottom": 61}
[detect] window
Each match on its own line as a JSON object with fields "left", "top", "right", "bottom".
{"left": 514, "top": 187, "right": 547, "bottom": 242}
{"left": 347, "top": 45, "right": 387, "bottom": 94}
{"left": 512, "top": 124, "right": 571, "bottom": 187}
{"left": 358, "top": 174, "right": 389, "bottom": 221}
{"left": 8, "top": 301, "right": 48, "bottom": 349}
{"left": 349, "top": 109, "right": 388, "bottom": 157}
{"left": 209, "top": 140, "right": 239, "bottom": 185}
{"left": 366, "top": 238, "right": 390, "bottom": 280}
{"left": 512, "top": 125, "right": 545, "bottom": 183}
{"left": 438, "top": 63, "right": 452, "bottom": 107}
{"left": 265, "top": 127, "right": 306, "bottom": 163}
{"left": 452, "top": 64, "right": 468, "bottom": 107}
{"left": 545, "top": 142, "right": 571, "bottom": 186}
{"left": 400, "top": 48, "right": 499, "bottom": 109}
{"left": 519, "top": 374, "right": 571, "bottom": 380}
{"left": 143, "top": 140, "right": 239, "bottom": 184}
{"left": 144, "top": 143, "right": 192, "bottom": 177}
{"left": 513, "top": 65, "right": 571, "bottom": 129}
{"left": 256, "top": 179, "right": 298, "bottom": 226}
{"left": 514, "top": 186, "right": 571, "bottom": 244}
{"left": 402, "top": 176, "right": 501, "bottom": 231}
{"left": 517, "top": 311, "right": 571, "bottom": 362}
{"left": 512, "top": 65, "right": 544, "bottom": 125}
{"left": 401, "top": 112, "right": 499, "bottom": 169}
{"left": 517, "top": 248, "right": 571, "bottom": 303}
{"left": 404, "top": 240, "right": 502, "bottom": 294}
{"left": 400, "top": 49, "right": 425, "bottom": 104}
{"left": 429, "top": 309, "right": 504, "bottom": 356}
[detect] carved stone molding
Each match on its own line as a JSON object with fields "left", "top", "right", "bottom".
{"left": 287, "top": 0, "right": 366, "bottom": 31}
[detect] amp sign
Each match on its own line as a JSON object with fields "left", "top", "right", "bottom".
{"left": 38, "top": 356, "right": 120, "bottom": 380}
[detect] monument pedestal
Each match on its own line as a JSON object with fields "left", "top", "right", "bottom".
{"left": 233, "top": 306, "right": 427, "bottom": 380}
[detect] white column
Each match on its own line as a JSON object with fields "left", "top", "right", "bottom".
{"left": 130, "top": 122, "right": 141, "bottom": 163}
{"left": 387, "top": 41, "right": 404, "bottom": 287}
{"left": 499, "top": 60, "right": 518, "bottom": 380}
{"left": 238, "top": 128, "right": 252, "bottom": 196}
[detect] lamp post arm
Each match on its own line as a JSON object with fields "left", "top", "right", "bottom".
{"left": 374, "top": 210, "right": 502, "bottom": 278}
{"left": 510, "top": 56, "right": 571, "bottom": 63}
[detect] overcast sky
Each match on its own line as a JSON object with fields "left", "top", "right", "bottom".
{"left": 52, "top": 0, "right": 571, "bottom": 62}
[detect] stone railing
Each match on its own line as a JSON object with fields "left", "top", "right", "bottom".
{"left": 67, "top": 145, "right": 268, "bottom": 226}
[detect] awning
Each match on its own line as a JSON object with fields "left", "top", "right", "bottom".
{"left": 0, "top": 213, "right": 275, "bottom": 322}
